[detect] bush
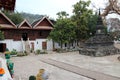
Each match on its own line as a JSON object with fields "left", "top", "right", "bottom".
{"left": 23, "top": 51, "right": 27, "bottom": 54}
{"left": 10, "top": 49, "right": 18, "bottom": 55}
{"left": 29, "top": 75, "right": 36, "bottom": 80}
{"left": 5, "top": 54, "right": 10, "bottom": 59}
{"left": 36, "top": 49, "right": 41, "bottom": 54}
{"left": 17, "top": 52, "right": 27, "bottom": 57}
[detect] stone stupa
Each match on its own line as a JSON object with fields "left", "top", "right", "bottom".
{"left": 79, "top": 10, "right": 120, "bottom": 57}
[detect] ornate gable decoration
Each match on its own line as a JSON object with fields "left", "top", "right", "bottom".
{"left": 18, "top": 19, "right": 32, "bottom": 29}
{"left": 32, "top": 16, "right": 53, "bottom": 30}
{"left": 0, "top": 12, "right": 16, "bottom": 28}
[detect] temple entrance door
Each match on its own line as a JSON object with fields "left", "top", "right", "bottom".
{"left": 42, "top": 42, "right": 47, "bottom": 50}
{"left": 22, "top": 33, "right": 28, "bottom": 41}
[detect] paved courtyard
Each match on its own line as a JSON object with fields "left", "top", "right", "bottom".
{"left": 12, "top": 52, "right": 92, "bottom": 80}
{"left": 11, "top": 50, "right": 120, "bottom": 80}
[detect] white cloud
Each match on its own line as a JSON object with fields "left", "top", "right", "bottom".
{"left": 15, "top": 0, "right": 120, "bottom": 19}
{"left": 16, "top": 0, "right": 79, "bottom": 19}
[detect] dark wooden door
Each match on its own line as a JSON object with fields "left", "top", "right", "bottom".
{"left": 42, "top": 42, "right": 47, "bottom": 50}
{"left": 22, "top": 33, "right": 28, "bottom": 41}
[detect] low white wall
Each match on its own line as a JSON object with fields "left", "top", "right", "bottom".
{"left": 0, "top": 39, "right": 13, "bottom": 51}
{"left": 47, "top": 39, "right": 53, "bottom": 50}
{"left": 35, "top": 39, "right": 46, "bottom": 51}
{"left": 0, "top": 39, "right": 53, "bottom": 52}
{"left": 34, "top": 39, "right": 53, "bottom": 51}
{"left": 0, "top": 39, "right": 23, "bottom": 51}
{"left": 12, "top": 41, "right": 23, "bottom": 52}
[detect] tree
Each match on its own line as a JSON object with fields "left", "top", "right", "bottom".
{"left": 48, "top": 11, "right": 76, "bottom": 49}
{"left": 3, "top": 11, "right": 24, "bottom": 25}
{"left": 87, "top": 13, "right": 98, "bottom": 37}
{"left": 101, "top": 0, "right": 120, "bottom": 17}
{"left": 56, "top": 11, "right": 69, "bottom": 19}
{"left": 72, "top": 0, "right": 93, "bottom": 46}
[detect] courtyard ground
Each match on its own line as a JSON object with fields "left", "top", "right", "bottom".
{"left": 11, "top": 50, "right": 120, "bottom": 80}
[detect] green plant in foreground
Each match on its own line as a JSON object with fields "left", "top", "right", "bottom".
{"left": 10, "top": 49, "right": 18, "bottom": 55}
{"left": 29, "top": 75, "right": 36, "bottom": 80}
{"left": 36, "top": 49, "right": 41, "bottom": 54}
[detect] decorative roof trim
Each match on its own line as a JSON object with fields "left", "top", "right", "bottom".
{"left": 34, "top": 26, "right": 53, "bottom": 30}
{"left": 18, "top": 19, "right": 32, "bottom": 28}
{"left": 0, "top": 11, "right": 16, "bottom": 28}
{"left": 33, "top": 16, "right": 54, "bottom": 28}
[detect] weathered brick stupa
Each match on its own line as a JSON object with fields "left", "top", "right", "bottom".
{"left": 79, "top": 11, "right": 120, "bottom": 57}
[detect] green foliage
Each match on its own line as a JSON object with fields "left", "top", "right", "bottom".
{"left": 87, "top": 14, "right": 98, "bottom": 37}
{"left": 3, "top": 11, "right": 24, "bottom": 24}
{"left": 17, "top": 53, "right": 27, "bottom": 57}
{"left": 36, "top": 49, "right": 41, "bottom": 54}
{"left": 56, "top": 11, "right": 69, "bottom": 19}
{"left": 72, "top": 0, "right": 93, "bottom": 41}
{"left": 48, "top": 11, "right": 76, "bottom": 48}
{"left": 29, "top": 75, "right": 36, "bottom": 80}
{"left": 10, "top": 49, "right": 18, "bottom": 55}
{"left": 17, "top": 51, "right": 28, "bottom": 57}
{"left": 5, "top": 54, "right": 10, "bottom": 59}
{"left": 36, "top": 49, "right": 48, "bottom": 54}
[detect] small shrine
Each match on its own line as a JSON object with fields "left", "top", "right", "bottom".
{"left": 85, "top": 10, "right": 113, "bottom": 47}
{"left": 79, "top": 10, "right": 120, "bottom": 57}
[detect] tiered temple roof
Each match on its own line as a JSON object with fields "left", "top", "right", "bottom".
{"left": 0, "top": 12, "right": 53, "bottom": 30}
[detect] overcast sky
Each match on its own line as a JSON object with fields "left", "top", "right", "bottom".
{"left": 15, "top": 0, "right": 120, "bottom": 19}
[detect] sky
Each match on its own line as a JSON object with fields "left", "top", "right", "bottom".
{"left": 15, "top": 0, "right": 120, "bottom": 19}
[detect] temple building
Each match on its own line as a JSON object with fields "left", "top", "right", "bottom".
{"left": 0, "top": 12, "right": 53, "bottom": 52}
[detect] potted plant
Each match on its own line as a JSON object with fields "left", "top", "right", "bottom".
{"left": 29, "top": 75, "right": 36, "bottom": 80}
{"left": 4, "top": 51, "right": 11, "bottom": 59}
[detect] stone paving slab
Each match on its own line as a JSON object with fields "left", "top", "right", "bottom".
{"left": 39, "top": 58, "right": 120, "bottom": 80}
